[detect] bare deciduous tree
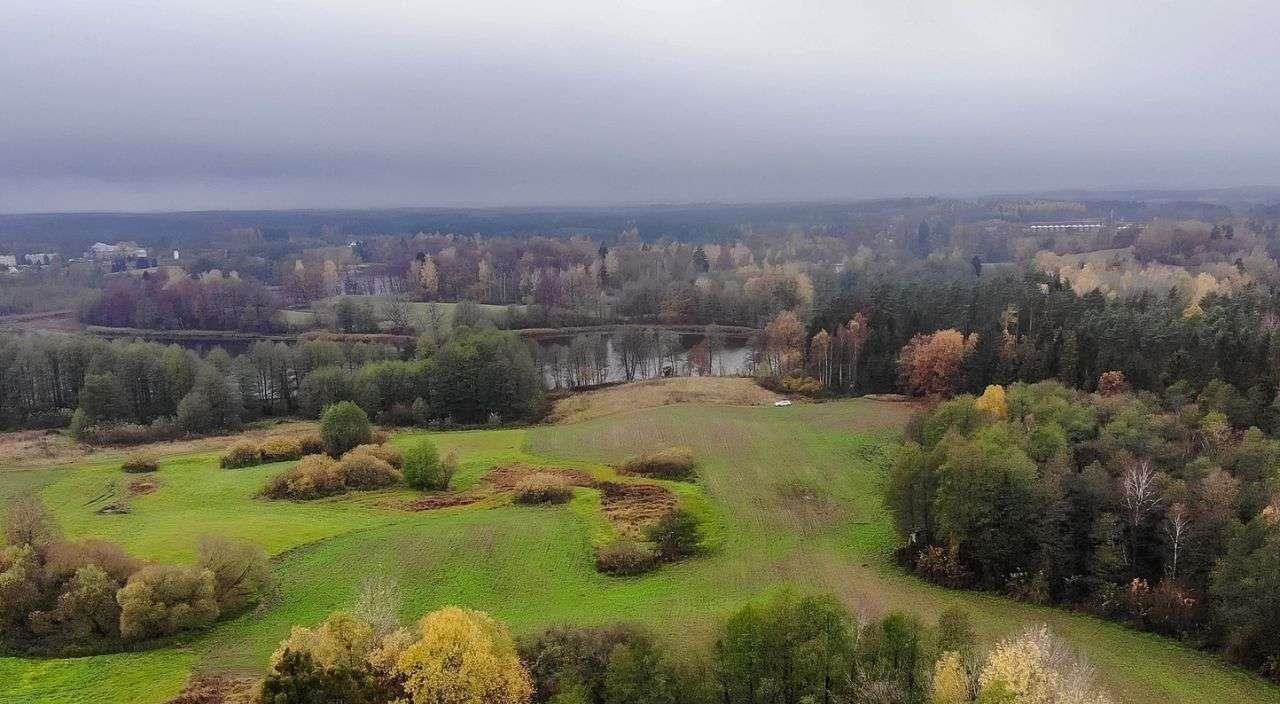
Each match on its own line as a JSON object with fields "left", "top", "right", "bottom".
{"left": 1122, "top": 458, "right": 1161, "bottom": 572}
{"left": 1163, "top": 502, "right": 1191, "bottom": 580}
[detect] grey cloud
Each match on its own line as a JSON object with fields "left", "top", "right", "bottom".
{"left": 1, "top": 0, "right": 1278, "bottom": 212}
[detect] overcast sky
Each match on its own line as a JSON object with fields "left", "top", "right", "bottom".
{"left": 2, "top": 1, "right": 1278, "bottom": 213}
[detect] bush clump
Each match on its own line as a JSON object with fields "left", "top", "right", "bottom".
{"left": 647, "top": 508, "right": 702, "bottom": 562}
{"left": 220, "top": 442, "right": 261, "bottom": 469}
{"left": 120, "top": 452, "right": 159, "bottom": 474}
{"left": 337, "top": 452, "right": 401, "bottom": 490}
{"left": 513, "top": 474, "right": 574, "bottom": 505}
{"left": 594, "top": 540, "right": 657, "bottom": 576}
{"left": 619, "top": 446, "right": 696, "bottom": 480}
{"left": 74, "top": 418, "right": 181, "bottom": 446}
{"left": 297, "top": 432, "right": 325, "bottom": 456}
{"left": 258, "top": 435, "right": 305, "bottom": 463}
{"left": 402, "top": 439, "right": 457, "bottom": 491}
{"left": 319, "top": 401, "right": 373, "bottom": 457}
{"left": 346, "top": 443, "right": 403, "bottom": 469}
{"left": 117, "top": 564, "right": 220, "bottom": 641}
{"left": 262, "top": 455, "right": 345, "bottom": 500}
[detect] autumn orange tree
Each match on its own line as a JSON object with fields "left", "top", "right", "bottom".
{"left": 897, "top": 329, "right": 977, "bottom": 396}
{"left": 761, "top": 310, "right": 805, "bottom": 379}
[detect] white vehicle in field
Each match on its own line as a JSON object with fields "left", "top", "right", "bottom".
{"left": 773, "top": 399, "right": 793, "bottom": 407}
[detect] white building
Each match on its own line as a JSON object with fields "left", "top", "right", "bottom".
{"left": 85, "top": 242, "right": 147, "bottom": 260}
{"left": 86, "top": 242, "right": 117, "bottom": 258}
{"left": 24, "top": 253, "right": 57, "bottom": 265}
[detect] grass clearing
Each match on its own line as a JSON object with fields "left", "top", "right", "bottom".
{"left": 0, "top": 385, "right": 1277, "bottom": 704}
{"left": 547, "top": 376, "right": 782, "bottom": 424}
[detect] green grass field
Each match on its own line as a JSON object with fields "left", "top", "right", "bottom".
{"left": 1, "top": 398, "right": 1278, "bottom": 704}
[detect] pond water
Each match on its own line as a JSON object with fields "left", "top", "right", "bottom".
{"left": 532, "top": 332, "right": 753, "bottom": 388}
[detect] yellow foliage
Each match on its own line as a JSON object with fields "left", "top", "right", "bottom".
{"left": 394, "top": 606, "right": 532, "bottom": 704}
{"left": 368, "top": 626, "right": 416, "bottom": 674}
{"left": 979, "top": 632, "right": 1057, "bottom": 704}
{"left": 270, "top": 610, "right": 374, "bottom": 671}
{"left": 977, "top": 626, "right": 1113, "bottom": 704}
{"left": 932, "top": 650, "right": 970, "bottom": 704}
{"left": 974, "top": 385, "right": 1008, "bottom": 420}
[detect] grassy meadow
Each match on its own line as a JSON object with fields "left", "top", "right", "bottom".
{"left": 1, "top": 386, "right": 1278, "bottom": 704}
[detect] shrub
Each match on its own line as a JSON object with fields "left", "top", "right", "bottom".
{"left": 195, "top": 535, "right": 272, "bottom": 614}
{"left": 911, "top": 545, "right": 973, "bottom": 588}
{"left": 1098, "top": 370, "right": 1128, "bottom": 397}
{"left": 117, "top": 564, "right": 220, "bottom": 641}
{"left": 320, "top": 401, "right": 373, "bottom": 457}
{"left": 69, "top": 408, "right": 89, "bottom": 438}
{"left": 619, "top": 447, "right": 696, "bottom": 480}
{"left": 220, "top": 442, "right": 261, "bottom": 469}
{"left": 402, "top": 439, "right": 452, "bottom": 491}
{"left": 346, "top": 443, "right": 403, "bottom": 469}
{"left": 258, "top": 435, "right": 305, "bottom": 463}
{"left": 646, "top": 509, "right": 701, "bottom": 561}
{"left": 337, "top": 453, "right": 401, "bottom": 490}
{"left": 441, "top": 451, "right": 459, "bottom": 487}
{"left": 594, "top": 540, "right": 656, "bottom": 576}
{"left": 262, "top": 455, "right": 345, "bottom": 500}
{"left": 513, "top": 474, "right": 573, "bottom": 505}
{"left": 780, "top": 374, "right": 825, "bottom": 396}
{"left": 261, "top": 649, "right": 392, "bottom": 704}
{"left": 120, "top": 452, "right": 159, "bottom": 474}
{"left": 297, "top": 432, "right": 325, "bottom": 455}
{"left": 76, "top": 419, "right": 180, "bottom": 446}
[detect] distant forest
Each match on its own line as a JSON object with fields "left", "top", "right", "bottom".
{"left": 1, "top": 188, "right": 1268, "bottom": 252}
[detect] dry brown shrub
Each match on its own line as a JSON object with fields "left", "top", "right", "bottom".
{"left": 121, "top": 451, "right": 159, "bottom": 473}
{"left": 165, "top": 675, "right": 260, "bottom": 704}
{"left": 220, "top": 442, "right": 261, "bottom": 469}
{"left": 337, "top": 452, "right": 400, "bottom": 489}
{"left": 296, "top": 432, "right": 325, "bottom": 455}
{"left": 594, "top": 540, "right": 656, "bottom": 576}
{"left": 513, "top": 474, "right": 574, "bottom": 505}
{"left": 619, "top": 446, "right": 695, "bottom": 480}
{"left": 258, "top": 435, "right": 305, "bottom": 463}
{"left": 262, "top": 454, "right": 345, "bottom": 500}
{"left": 345, "top": 443, "right": 403, "bottom": 468}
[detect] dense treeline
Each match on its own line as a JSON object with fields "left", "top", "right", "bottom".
{"left": 79, "top": 272, "right": 278, "bottom": 331}
{"left": 253, "top": 588, "right": 1118, "bottom": 704}
{"left": 805, "top": 262, "right": 1280, "bottom": 412}
{"left": 887, "top": 381, "right": 1280, "bottom": 679}
{"left": 0, "top": 332, "right": 247, "bottom": 433}
{"left": 0, "top": 326, "right": 546, "bottom": 434}
{"left": 3, "top": 194, "right": 1262, "bottom": 253}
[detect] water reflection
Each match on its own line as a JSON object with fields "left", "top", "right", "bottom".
{"left": 532, "top": 332, "right": 752, "bottom": 388}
